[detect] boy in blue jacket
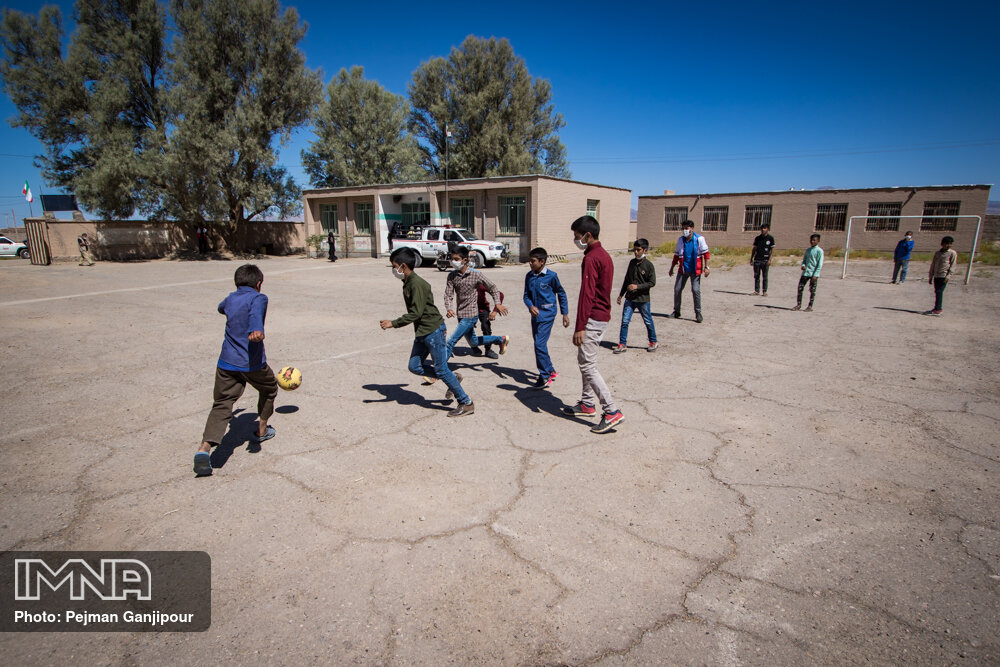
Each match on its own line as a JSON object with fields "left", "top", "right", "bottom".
{"left": 523, "top": 247, "right": 570, "bottom": 389}
{"left": 892, "top": 231, "right": 914, "bottom": 284}
{"left": 194, "top": 264, "right": 278, "bottom": 477}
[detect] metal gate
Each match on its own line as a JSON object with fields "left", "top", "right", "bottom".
{"left": 23, "top": 219, "right": 50, "bottom": 265}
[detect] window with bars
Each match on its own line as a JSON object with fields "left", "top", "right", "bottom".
{"left": 354, "top": 202, "right": 373, "bottom": 235}
{"left": 743, "top": 205, "right": 772, "bottom": 232}
{"left": 498, "top": 195, "right": 526, "bottom": 234}
{"left": 586, "top": 199, "right": 599, "bottom": 220}
{"left": 702, "top": 206, "right": 729, "bottom": 232}
{"left": 865, "top": 202, "right": 902, "bottom": 231}
{"left": 815, "top": 203, "right": 848, "bottom": 231}
{"left": 320, "top": 204, "right": 338, "bottom": 233}
{"left": 921, "top": 201, "right": 960, "bottom": 231}
{"left": 401, "top": 202, "right": 430, "bottom": 227}
{"left": 451, "top": 198, "right": 474, "bottom": 231}
{"left": 663, "top": 207, "right": 688, "bottom": 231}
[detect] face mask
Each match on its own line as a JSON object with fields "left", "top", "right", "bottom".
{"left": 682, "top": 229, "right": 692, "bottom": 238}
{"left": 905, "top": 235, "right": 912, "bottom": 240}
{"left": 392, "top": 266, "right": 405, "bottom": 280}
{"left": 574, "top": 238, "right": 588, "bottom": 250}
{"left": 634, "top": 252, "right": 644, "bottom": 260}
{"left": 450, "top": 260, "right": 464, "bottom": 269}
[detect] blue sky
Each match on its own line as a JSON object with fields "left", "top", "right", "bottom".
{"left": 1, "top": 0, "right": 997, "bottom": 224}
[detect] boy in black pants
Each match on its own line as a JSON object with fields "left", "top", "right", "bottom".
{"left": 750, "top": 223, "right": 775, "bottom": 296}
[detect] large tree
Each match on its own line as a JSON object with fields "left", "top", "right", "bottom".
{"left": 0, "top": 0, "right": 320, "bottom": 242}
{"left": 0, "top": 0, "right": 168, "bottom": 219}
{"left": 408, "top": 36, "right": 569, "bottom": 180}
{"left": 303, "top": 66, "right": 421, "bottom": 188}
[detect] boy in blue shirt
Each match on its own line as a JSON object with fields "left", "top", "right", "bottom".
{"left": 794, "top": 234, "right": 824, "bottom": 311}
{"left": 892, "top": 230, "right": 914, "bottom": 284}
{"left": 194, "top": 264, "right": 278, "bottom": 477}
{"left": 523, "top": 247, "right": 569, "bottom": 389}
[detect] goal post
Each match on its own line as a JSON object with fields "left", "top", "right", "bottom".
{"left": 841, "top": 215, "right": 983, "bottom": 284}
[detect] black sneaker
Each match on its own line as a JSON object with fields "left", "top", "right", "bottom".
{"left": 695, "top": 313, "right": 703, "bottom": 323}
{"left": 532, "top": 376, "right": 546, "bottom": 388}
{"left": 562, "top": 402, "right": 597, "bottom": 417}
{"left": 672, "top": 311, "right": 681, "bottom": 318}
{"left": 470, "top": 347, "right": 484, "bottom": 357}
{"left": 485, "top": 350, "right": 499, "bottom": 359}
{"left": 447, "top": 401, "right": 475, "bottom": 417}
{"left": 590, "top": 411, "right": 625, "bottom": 434}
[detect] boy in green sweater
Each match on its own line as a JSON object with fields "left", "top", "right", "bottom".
{"left": 379, "top": 248, "right": 474, "bottom": 417}
{"left": 793, "top": 234, "right": 823, "bottom": 312}
{"left": 614, "top": 238, "right": 658, "bottom": 352}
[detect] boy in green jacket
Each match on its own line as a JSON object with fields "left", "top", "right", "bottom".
{"left": 379, "top": 248, "right": 474, "bottom": 417}
{"left": 614, "top": 238, "right": 658, "bottom": 352}
{"left": 793, "top": 234, "right": 823, "bottom": 312}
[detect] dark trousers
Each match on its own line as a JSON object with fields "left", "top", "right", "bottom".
{"left": 673, "top": 273, "right": 702, "bottom": 316}
{"left": 933, "top": 277, "right": 947, "bottom": 311}
{"left": 753, "top": 261, "right": 770, "bottom": 292}
{"left": 477, "top": 310, "right": 493, "bottom": 350}
{"left": 198, "top": 236, "right": 208, "bottom": 254}
{"left": 202, "top": 366, "right": 278, "bottom": 444}
{"left": 797, "top": 275, "right": 818, "bottom": 307}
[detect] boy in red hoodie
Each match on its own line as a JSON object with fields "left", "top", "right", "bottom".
{"left": 562, "top": 215, "right": 624, "bottom": 433}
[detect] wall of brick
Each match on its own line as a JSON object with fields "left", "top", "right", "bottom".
{"left": 637, "top": 185, "right": 991, "bottom": 253}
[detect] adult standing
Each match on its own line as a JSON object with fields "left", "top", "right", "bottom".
{"left": 668, "top": 220, "right": 710, "bottom": 323}
{"left": 197, "top": 226, "right": 209, "bottom": 254}
{"left": 327, "top": 230, "right": 337, "bottom": 262}
{"left": 892, "top": 230, "right": 914, "bottom": 284}
{"left": 77, "top": 232, "right": 95, "bottom": 266}
{"left": 750, "top": 222, "right": 775, "bottom": 296}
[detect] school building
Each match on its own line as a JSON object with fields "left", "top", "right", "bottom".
{"left": 636, "top": 185, "right": 991, "bottom": 253}
{"left": 301, "top": 175, "right": 632, "bottom": 261}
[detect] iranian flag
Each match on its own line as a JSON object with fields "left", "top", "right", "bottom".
{"left": 22, "top": 180, "right": 32, "bottom": 203}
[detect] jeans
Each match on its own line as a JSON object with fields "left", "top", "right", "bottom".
{"left": 673, "top": 273, "right": 701, "bottom": 315}
{"left": 893, "top": 259, "right": 909, "bottom": 283}
{"left": 532, "top": 316, "right": 556, "bottom": 377}
{"left": 619, "top": 300, "right": 656, "bottom": 344}
{"left": 797, "top": 275, "right": 818, "bottom": 307}
{"left": 407, "top": 323, "right": 470, "bottom": 404}
{"left": 446, "top": 316, "right": 503, "bottom": 358}
{"left": 753, "top": 261, "right": 769, "bottom": 292}
{"left": 933, "top": 277, "right": 947, "bottom": 311}
{"left": 578, "top": 319, "right": 618, "bottom": 414}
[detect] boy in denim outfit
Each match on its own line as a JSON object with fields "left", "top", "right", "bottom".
{"left": 523, "top": 247, "right": 570, "bottom": 389}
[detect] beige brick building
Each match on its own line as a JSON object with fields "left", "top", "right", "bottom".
{"left": 637, "top": 185, "right": 991, "bottom": 253}
{"left": 302, "top": 175, "right": 631, "bottom": 261}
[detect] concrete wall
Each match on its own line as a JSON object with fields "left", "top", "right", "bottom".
{"left": 637, "top": 185, "right": 991, "bottom": 253}
{"left": 25, "top": 218, "right": 306, "bottom": 261}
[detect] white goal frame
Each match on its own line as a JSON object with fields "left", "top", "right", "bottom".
{"left": 841, "top": 215, "right": 983, "bottom": 284}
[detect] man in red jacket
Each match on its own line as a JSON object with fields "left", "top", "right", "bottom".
{"left": 562, "top": 215, "right": 624, "bottom": 434}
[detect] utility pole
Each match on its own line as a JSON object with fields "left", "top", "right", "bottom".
{"left": 444, "top": 122, "right": 449, "bottom": 227}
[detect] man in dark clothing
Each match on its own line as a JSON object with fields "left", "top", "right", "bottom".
{"left": 750, "top": 223, "right": 775, "bottom": 296}
{"left": 327, "top": 230, "right": 337, "bottom": 262}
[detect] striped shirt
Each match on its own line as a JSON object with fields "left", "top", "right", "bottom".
{"left": 444, "top": 268, "right": 502, "bottom": 319}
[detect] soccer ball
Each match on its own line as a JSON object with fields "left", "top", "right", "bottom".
{"left": 277, "top": 366, "right": 301, "bottom": 391}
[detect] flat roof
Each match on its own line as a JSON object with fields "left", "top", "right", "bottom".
{"left": 303, "top": 173, "right": 631, "bottom": 195}
{"left": 639, "top": 184, "right": 992, "bottom": 199}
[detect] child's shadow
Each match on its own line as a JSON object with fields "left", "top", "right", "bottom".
{"left": 210, "top": 411, "right": 260, "bottom": 469}
{"left": 496, "top": 383, "right": 592, "bottom": 424}
{"left": 361, "top": 383, "right": 451, "bottom": 411}
{"left": 481, "top": 362, "right": 534, "bottom": 385}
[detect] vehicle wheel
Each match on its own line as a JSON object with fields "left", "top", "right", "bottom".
{"left": 485, "top": 260, "right": 497, "bottom": 268}
{"left": 18, "top": 248, "right": 29, "bottom": 259}
{"left": 470, "top": 251, "right": 485, "bottom": 269}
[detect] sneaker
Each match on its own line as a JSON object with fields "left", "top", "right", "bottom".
{"left": 647, "top": 342, "right": 659, "bottom": 352}
{"left": 485, "top": 350, "right": 499, "bottom": 359}
{"left": 613, "top": 343, "right": 627, "bottom": 354}
{"left": 752, "top": 291, "right": 760, "bottom": 296}
{"left": 762, "top": 292, "right": 768, "bottom": 297}
{"left": 447, "top": 401, "right": 475, "bottom": 418}
{"left": 695, "top": 313, "right": 703, "bottom": 323}
{"left": 672, "top": 311, "right": 681, "bottom": 319}
{"left": 591, "top": 411, "right": 625, "bottom": 434}
{"left": 499, "top": 335, "right": 510, "bottom": 354}
{"left": 445, "top": 372, "right": 463, "bottom": 400}
{"left": 562, "top": 402, "right": 597, "bottom": 417}
{"left": 804, "top": 306, "right": 813, "bottom": 312}
{"left": 470, "top": 347, "right": 484, "bottom": 357}
{"left": 532, "top": 376, "right": 546, "bottom": 388}
{"left": 891, "top": 281, "right": 897, "bottom": 284}
{"left": 193, "top": 452, "right": 212, "bottom": 477}
{"left": 534, "top": 371, "right": 558, "bottom": 390}
{"left": 792, "top": 305, "right": 801, "bottom": 311}
{"left": 423, "top": 375, "right": 439, "bottom": 385}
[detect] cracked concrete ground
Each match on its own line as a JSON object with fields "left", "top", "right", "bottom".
{"left": 1, "top": 253, "right": 998, "bottom": 665}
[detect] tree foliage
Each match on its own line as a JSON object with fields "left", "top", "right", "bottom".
{"left": 408, "top": 36, "right": 569, "bottom": 180}
{"left": 303, "top": 66, "right": 422, "bottom": 188}
{"left": 0, "top": 0, "right": 320, "bottom": 239}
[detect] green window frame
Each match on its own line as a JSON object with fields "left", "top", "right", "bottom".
{"left": 401, "top": 202, "right": 430, "bottom": 227}
{"left": 451, "top": 198, "right": 475, "bottom": 231}
{"left": 586, "top": 199, "right": 599, "bottom": 220}
{"left": 498, "top": 195, "right": 526, "bottom": 235}
{"left": 355, "top": 202, "right": 373, "bottom": 236}
{"left": 320, "top": 204, "right": 338, "bottom": 234}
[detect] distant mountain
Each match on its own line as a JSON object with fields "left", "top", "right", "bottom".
{"left": 630, "top": 208, "right": 638, "bottom": 221}
{"left": 988, "top": 200, "right": 1000, "bottom": 214}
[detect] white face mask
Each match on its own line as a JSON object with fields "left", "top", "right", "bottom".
{"left": 450, "top": 260, "right": 464, "bottom": 269}
{"left": 682, "top": 229, "right": 692, "bottom": 238}
{"left": 905, "top": 235, "right": 912, "bottom": 240}
{"left": 574, "top": 238, "right": 588, "bottom": 250}
{"left": 634, "top": 251, "right": 645, "bottom": 260}
{"left": 392, "top": 266, "right": 405, "bottom": 280}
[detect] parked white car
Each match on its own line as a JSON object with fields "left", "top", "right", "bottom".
{"left": 0, "top": 236, "right": 29, "bottom": 259}
{"left": 390, "top": 226, "right": 507, "bottom": 268}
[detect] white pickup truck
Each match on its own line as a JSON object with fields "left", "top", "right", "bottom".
{"left": 390, "top": 226, "right": 507, "bottom": 268}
